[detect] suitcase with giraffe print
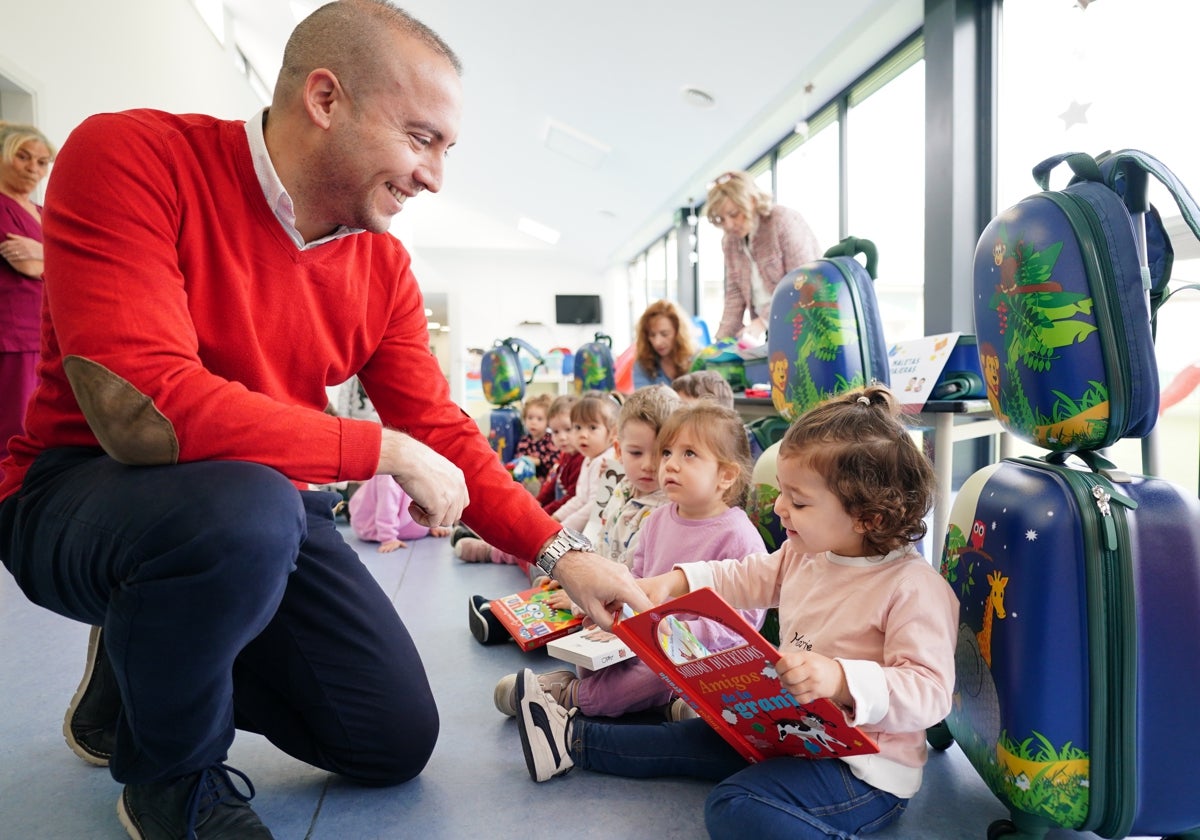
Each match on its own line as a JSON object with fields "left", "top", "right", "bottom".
{"left": 939, "top": 450, "right": 1200, "bottom": 840}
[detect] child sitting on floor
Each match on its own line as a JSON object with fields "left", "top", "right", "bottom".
{"left": 348, "top": 474, "right": 450, "bottom": 552}
{"left": 511, "top": 385, "right": 958, "bottom": 840}
{"left": 535, "top": 394, "right": 582, "bottom": 516}
{"left": 513, "top": 392, "right": 557, "bottom": 486}
{"left": 465, "top": 389, "right": 664, "bottom": 646}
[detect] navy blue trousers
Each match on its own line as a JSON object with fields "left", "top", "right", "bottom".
{"left": 0, "top": 448, "right": 438, "bottom": 786}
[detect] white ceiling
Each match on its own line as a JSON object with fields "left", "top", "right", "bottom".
{"left": 222, "top": 0, "right": 921, "bottom": 272}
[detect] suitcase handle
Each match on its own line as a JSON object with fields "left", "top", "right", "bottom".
{"left": 1044, "top": 450, "right": 1134, "bottom": 484}
{"left": 822, "top": 236, "right": 878, "bottom": 279}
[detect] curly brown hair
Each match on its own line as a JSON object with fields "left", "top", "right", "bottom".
{"left": 635, "top": 300, "right": 696, "bottom": 383}
{"left": 779, "top": 385, "right": 935, "bottom": 556}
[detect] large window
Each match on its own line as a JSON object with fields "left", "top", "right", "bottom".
{"left": 999, "top": 0, "right": 1200, "bottom": 491}
{"left": 846, "top": 48, "right": 925, "bottom": 342}
{"left": 634, "top": 35, "right": 926, "bottom": 353}
{"left": 776, "top": 107, "right": 840, "bottom": 256}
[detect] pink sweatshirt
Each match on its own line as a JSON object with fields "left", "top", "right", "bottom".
{"left": 348, "top": 475, "right": 431, "bottom": 543}
{"left": 679, "top": 543, "right": 959, "bottom": 799}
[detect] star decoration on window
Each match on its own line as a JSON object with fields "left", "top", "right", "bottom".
{"left": 1059, "top": 100, "right": 1091, "bottom": 130}
{"left": 1026, "top": 529, "right": 1039, "bottom": 541}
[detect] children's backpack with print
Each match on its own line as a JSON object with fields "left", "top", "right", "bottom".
{"left": 767, "top": 236, "right": 890, "bottom": 421}
{"left": 480, "top": 337, "right": 544, "bottom": 463}
{"left": 574, "top": 333, "right": 615, "bottom": 393}
{"left": 972, "top": 149, "right": 1200, "bottom": 451}
{"left": 480, "top": 337, "right": 544, "bottom": 407}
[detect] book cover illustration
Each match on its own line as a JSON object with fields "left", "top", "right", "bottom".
{"left": 614, "top": 587, "right": 878, "bottom": 763}
{"left": 546, "top": 626, "right": 637, "bottom": 670}
{"left": 489, "top": 585, "right": 582, "bottom": 652}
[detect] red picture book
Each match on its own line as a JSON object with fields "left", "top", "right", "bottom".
{"left": 489, "top": 585, "right": 583, "bottom": 652}
{"left": 613, "top": 587, "right": 879, "bottom": 763}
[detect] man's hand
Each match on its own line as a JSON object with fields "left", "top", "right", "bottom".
{"left": 552, "top": 551, "right": 653, "bottom": 630}
{"left": 377, "top": 429, "right": 468, "bottom": 528}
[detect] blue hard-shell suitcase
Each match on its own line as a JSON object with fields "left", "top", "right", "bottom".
{"left": 487, "top": 406, "right": 523, "bottom": 464}
{"left": 941, "top": 452, "right": 1200, "bottom": 840}
{"left": 767, "top": 236, "right": 890, "bottom": 421}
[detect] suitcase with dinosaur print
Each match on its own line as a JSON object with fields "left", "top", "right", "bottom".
{"left": 766, "top": 236, "right": 890, "bottom": 421}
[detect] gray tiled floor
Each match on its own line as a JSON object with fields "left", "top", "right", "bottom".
{"left": 0, "top": 525, "right": 1163, "bottom": 839}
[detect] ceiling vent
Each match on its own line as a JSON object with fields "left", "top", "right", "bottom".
{"left": 543, "top": 119, "right": 611, "bottom": 169}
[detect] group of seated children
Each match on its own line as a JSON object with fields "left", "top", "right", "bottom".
{"left": 347, "top": 368, "right": 959, "bottom": 838}
{"left": 494, "top": 388, "right": 768, "bottom": 722}
{"left": 510, "top": 385, "right": 959, "bottom": 840}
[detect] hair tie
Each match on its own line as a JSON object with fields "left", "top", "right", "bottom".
{"left": 857, "top": 395, "right": 871, "bottom": 406}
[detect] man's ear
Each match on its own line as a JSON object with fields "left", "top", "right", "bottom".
{"left": 303, "top": 68, "right": 342, "bottom": 130}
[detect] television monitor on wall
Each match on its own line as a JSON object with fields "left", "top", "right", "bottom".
{"left": 555, "top": 294, "right": 602, "bottom": 325}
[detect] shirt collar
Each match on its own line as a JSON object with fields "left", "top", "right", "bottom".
{"left": 244, "top": 108, "right": 363, "bottom": 250}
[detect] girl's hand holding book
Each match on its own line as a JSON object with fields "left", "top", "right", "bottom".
{"left": 635, "top": 569, "right": 689, "bottom": 605}
{"left": 775, "top": 650, "right": 852, "bottom": 709}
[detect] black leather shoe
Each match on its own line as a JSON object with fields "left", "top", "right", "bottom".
{"left": 118, "top": 763, "right": 275, "bottom": 839}
{"left": 63, "top": 625, "right": 120, "bottom": 767}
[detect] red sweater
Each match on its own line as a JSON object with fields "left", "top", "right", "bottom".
{"left": 0, "top": 110, "right": 556, "bottom": 561}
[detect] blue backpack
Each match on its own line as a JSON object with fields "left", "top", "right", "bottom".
{"left": 480, "top": 337, "right": 544, "bottom": 407}
{"left": 972, "top": 149, "right": 1200, "bottom": 451}
{"left": 574, "top": 333, "right": 615, "bottom": 393}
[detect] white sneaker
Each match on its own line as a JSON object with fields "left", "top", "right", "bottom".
{"left": 494, "top": 668, "right": 576, "bottom": 717}
{"left": 515, "top": 668, "right": 576, "bottom": 782}
{"left": 667, "top": 696, "right": 699, "bottom": 721}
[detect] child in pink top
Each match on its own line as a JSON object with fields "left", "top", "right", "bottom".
{"left": 348, "top": 475, "right": 450, "bottom": 553}
{"left": 512, "top": 385, "right": 958, "bottom": 840}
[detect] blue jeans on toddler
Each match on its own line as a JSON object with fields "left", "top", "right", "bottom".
{"left": 0, "top": 447, "right": 438, "bottom": 786}
{"left": 572, "top": 717, "right": 907, "bottom": 839}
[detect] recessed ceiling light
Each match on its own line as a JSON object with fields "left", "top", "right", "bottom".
{"left": 681, "top": 87, "right": 716, "bottom": 109}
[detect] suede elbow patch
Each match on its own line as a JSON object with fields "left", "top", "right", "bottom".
{"left": 63, "top": 355, "right": 180, "bottom": 466}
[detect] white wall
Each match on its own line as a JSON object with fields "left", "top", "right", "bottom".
{"left": 0, "top": 0, "right": 261, "bottom": 160}
{"left": 414, "top": 247, "right": 625, "bottom": 406}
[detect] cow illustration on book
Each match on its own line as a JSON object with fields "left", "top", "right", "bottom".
{"left": 775, "top": 710, "right": 849, "bottom": 755}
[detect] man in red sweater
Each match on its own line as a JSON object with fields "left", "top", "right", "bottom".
{"left": 0, "top": 3, "right": 647, "bottom": 838}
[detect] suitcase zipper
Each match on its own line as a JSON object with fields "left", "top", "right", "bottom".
{"left": 1021, "top": 456, "right": 1138, "bottom": 835}
{"left": 1038, "top": 192, "right": 1132, "bottom": 445}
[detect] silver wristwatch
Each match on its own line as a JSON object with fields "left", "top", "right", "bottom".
{"left": 535, "top": 527, "right": 592, "bottom": 577}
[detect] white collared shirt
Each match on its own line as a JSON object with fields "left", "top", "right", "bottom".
{"left": 243, "top": 108, "right": 363, "bottom": 250}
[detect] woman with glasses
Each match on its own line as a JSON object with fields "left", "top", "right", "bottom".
{"left": 705, "top": 170, "right": 820, "bottom": 343}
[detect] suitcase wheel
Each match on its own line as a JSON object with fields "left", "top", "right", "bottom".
{"left": 986, "top": 819, "right": 1045, "bottom": 840}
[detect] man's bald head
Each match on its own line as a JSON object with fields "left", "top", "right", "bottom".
{"left": 273, "top": 0, "right": 461, "bottom": 108}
